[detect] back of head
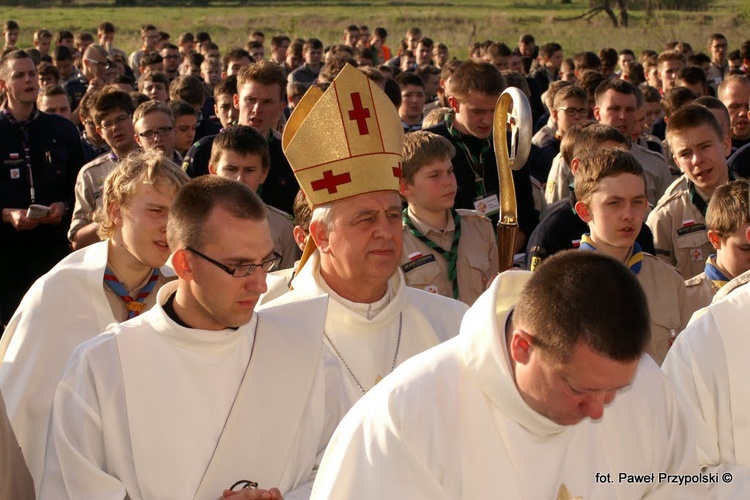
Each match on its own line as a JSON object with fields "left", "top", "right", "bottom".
{"left": 450, "top": 60, "right": 506, "bottom": 100}
{"left": 169, "top": 75, "right": 205, "bottom": 107}
{"left": 514, "top": 250, "right": 650, "bottom": 363}
{"left": 97, "top": 149, "right": 189, "bottom": 239}
{"left": 661, "top": 86, "right": 697, "bottom": 119}
{"left": 167, "top": 176, "right": 267, "bottom": 250}
{"left": 706, "top": 179, "right": 750, "bottom": 238}
{"left": 567, "top": 122, "right": 629, "bottom": 164}
{"left": 666, "top": 103, "right": 724, "bottom": 145}
{"left": 574, "top": 147, "right": 645, "bottom": 205}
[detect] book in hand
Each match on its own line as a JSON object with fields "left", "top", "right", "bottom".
{"left": 26, "top": 204, "right": 51, "bottom": 220}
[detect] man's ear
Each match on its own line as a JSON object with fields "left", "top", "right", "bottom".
{"left": 309, "top": 219, "right": 331, "bottom": 254}
{"left": 292, "top": 225, "right": 308, "bottom": 251}
{"left": 171, "top": 248, "right": 195, "bottom": 280}
{"left": 259, "top": 167, "right": 269, "bottom": 185}
{"left": 592, "top": 105, "right": 602, "bottom": 122}
{"left": 570, "top": 157, "right": 580, "bottom": 175}
{"left": 509, "top": 329, "right": 534, "bottom": 365}
{"left": 448, "top": 95, "right": 460, "bottom": 113}
{"left": 574, "top": 200, "right": 592, "bottom": 223}
{"left": 134, "top": 133, "right": 143, "bottom": 149}
{"left": 109, "top": 201, "right": 123, "bottom": 227}
{"left": 207, "top": 163, "right": 216, "bottom": 174}
{"left": 233, "top": 93, "right": 239, "bottom": 110}
{"left": 707, "top": 229, "right": 723, "bottom": 250}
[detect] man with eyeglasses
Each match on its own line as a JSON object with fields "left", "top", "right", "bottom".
{"left": 706, "top": 34, "right": 729, "bottom": 86}
{"left": 133, "top": 100, "right": 181, "bottom": 164}
{"left": 0, "top": 50, "right": 84, "bottom": 330}
{"left": 68, "top": 88, "right": 138, "bottom": 250}
{"left": 160, "top": 43, "right": 181, "bottom": 81}
{"left": 1, "top": 150, "right": 188, "bottom": 492}
{"left": 41, "top": 175, "right": 337, "bottom": 500}
{"left": 593, "top": 78, "right": 671, "bottom": 206}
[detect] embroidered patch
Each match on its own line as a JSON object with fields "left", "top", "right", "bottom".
{"left": 571, "top": 239, "right": 581, "bottom": 248}
{"left": 401, "top": 254, "right": 436, "bottom": 273}
{"left": 691, "top": 248, "right": 703, "bottom": 262}
{"left": 529, "top": 256, "right": 542, "bottom": 272}
{"left": 9, "top": 152, "right": 19, "bottom": 160}
{"left": 10, "top": 168, "right": 20, "bottom": 179}
{"left": 424, "top": 285, "right": 439, "bottom": 294}
{"left": 676, "top": 223, "right": 706, "bottom": 236}
{"left": 407, "top": 251, "right": 423, "bottom": 260}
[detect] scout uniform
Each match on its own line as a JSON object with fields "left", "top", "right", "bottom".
{"left": 544, "top": 152, "right": 572, "bottom": 206}
{"left": 712, "top": 268, "right": 750, "bottom": 303}
{"left": 401, "top": 207, "right": 498, "bottom": 305}
{"left": 646, "top": 181, "right": 714, "bottom": 279}
{"left": 580, "top": 235, "right": 690, "bottom": 365}
{"left": 68, "top": 153, "right": 118, "bottom": 242}
{"left": 631, "top": 143, "right": 672, "bottom": 207}
{"left": 684, "top": 255, "right": 729, "bottom": 316}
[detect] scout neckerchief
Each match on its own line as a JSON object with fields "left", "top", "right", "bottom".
{"left": 579, "top": 233, "right": 644, "bottom": 275}
{"left": 444, "top": 112, "right": 491, "bottom": 197}
{"left": 704, "top": 254, "right": 731, "bottom": 289}
{"left": 403, "top": 209, "right": 462, "bottom": 298}
{"left": 2, "top": 104, "right": 40, "bottom": 203}
{"left": 104, "top": 267, "right": 160, "bottom": 319}
{"left": 688, "top": 170, "right": 734, "bottom": 217}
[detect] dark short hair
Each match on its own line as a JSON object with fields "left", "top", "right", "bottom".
{"left": 53, "top": 45, "right": 73, "bottom": 62}
{"left": 210, "top": 125, "right": 270, "bottom": 170}
{"left": 540, "top": 42, "right": 563, "bottom": 59}
{"left": 574, "top": 147, "right": 646, "bottom": 205}
{"left": 93, "top": 87, "right": 135, "bottom": 125}
{"left": 214, "top": 74, "right": 237, "bottom": 98}
{"left": 667, "top": 103, "right": 724, "bottom": 145}
{"left": 568, "top": 122, "right": 629, "bottom": 164}
{"left": 167, "top": 175, "right": 267, "bottom": 250}
{"left": 169, "top": 99, "right": 197, "bottom": 119}
{"left": 169, "top": 75, "right": 205, "bottom": 107}
{"left": 660, "top": 86, "right": 697, "bottom": 119}
{"left": 594, "top": 78, "right": 637, "bottom": 105}
{"left": 395, "top": 71, "right": 424, "bottom": 90}
{"left": 450, "top": 60, "right": 506, "bottom": 100}
{"left": 514, "top": 250, "right": 650, "bottom": 363}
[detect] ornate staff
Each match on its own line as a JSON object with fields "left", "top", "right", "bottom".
{"left": 493, "top": 86, "right": 532, "bottom": 271}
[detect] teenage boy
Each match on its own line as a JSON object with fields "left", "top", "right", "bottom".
{"left": 208, "top": 126, "right": 299, "bottom": 269}
{"left": 213, "top": 75, "right": 238, "bottom": 129}
{"left": 138, "top": 71, "right": 169, "bottom": 102}
{"left": 574, "top": 148, "right": 689, "bottom": 365}
{"left": 657, "top": 50, "right": 686, "bottom": 95}
{"left": 68, "top": 88, "right": 137, "bottom": 249}
{"left": 288, "top": 38, "right": 324, "bottom": 90}
{"left": 3, "top": 21, "right": 19, "bottom": 49}
{"left": 647, "top": 104, "right": 733, "bottom": 279}
{"left": 396, "top": 72, "right": 426, "bottom": 132}
{"left": 399, "top": 131, "right": 498, "bottom": 305}
{"left": 684, "top": 179, "right": 750, "bottom": 314}
{"left": 33, "top": 29, "right": 53, "bottom": 58}
{"left": 539, "top": 85, "right": 588, "bottom": 179}
{"left": 0, "top": 150, "right": 188, "bottom": 490}
{"left": 168, "top": 99, "right": 197, "bottom": 156}
{"left": 129, "top": 24, "right": 160, "bottom": 78}
{"left": 133, "top": 100, "right": 180, "bottom": 163}
{"left": 531, "top": 42, "right": 563, "bottom": 93}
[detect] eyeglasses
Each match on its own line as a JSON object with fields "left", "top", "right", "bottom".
{"left": 138, "top": 126, "right": 173, "bottom": 139}
{"left": 557, "top": 107, "right": 589, "bottom": 117}
{"left": 85, "top": 58, "right": 110, "bottom": 69}
{"left": 100, "top": 114, "right": 131, "bottom": 130}
{"left": 185, "top": 247, "right": 281, "bottom": 277}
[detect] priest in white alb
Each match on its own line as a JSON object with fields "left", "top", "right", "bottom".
{"left": 0, "top": 150, "right": 189, "bottom": 490}
{"left": 40, "top": 176, "right": 337, "bottom": 499}
{"left": 311, "top": 252, "right": 708, "bottom": 499}
{"left": 266, "top": 64, "right": 469, "bottom": 411}
{"left": 662, "top": 278, "right": 750, "bottom": 498}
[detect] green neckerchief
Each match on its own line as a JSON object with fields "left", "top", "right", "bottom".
{"left": 688, "top": 170, "right": 734, "bottom": 217}
{"left": 444, "top": 112, "right": 491, "bottom": 197}
{"left": 402, "top": 209, "right": 462, "bottom": 299}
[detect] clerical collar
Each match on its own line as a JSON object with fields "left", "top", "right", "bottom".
{"left": 163, "top": 291, "right": 193, "bottom": 328}
{"left": 319, "top": 275, "right": 393, "bottom": 320}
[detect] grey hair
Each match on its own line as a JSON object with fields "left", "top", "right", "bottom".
{"left": 311, "top": 202, "right": 337, "bottom": 232}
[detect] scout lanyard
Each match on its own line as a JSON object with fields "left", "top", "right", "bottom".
{"left": 579, "top": 234, "right": 644, "bottom": 275}
{"left": 2, "top": 105, "right": 40, "bottom": 203}
{"left": 104, "top": 267, "right": 160, "bottom": 319}
{"left": 444, "top": 112, "right": 491, "bottom": 197}
{"left": 403, "top": 208, "right": 462, "bottom": 298}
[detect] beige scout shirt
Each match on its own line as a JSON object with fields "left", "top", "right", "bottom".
{"left": 266, "top": 204, "right": 301, "bottom": 270}
{"left": 68, "top": 154, "right": 118, "bottom": 241}
{"left": 684, "top": 271, "right": 720, "bottom": 319}
{"left": 637, "top": 253, "right": 691, "bottom": 365}
{"left": 544, "top": 153, "right": 572, "bottom": 206}
{"left": 401, "top": 208, "right": 499, "bottom": 306}
{"left": 0, "top": 390, "right": 34, "bottom": 500}
{"left": 647, "top": 187, "right": 712, "bottom": 279}
{"left": 712, "top": 268, "right": 750, "bottom": 304}
{"left": 631, "top": 143, "right": 672, "bottom": 207}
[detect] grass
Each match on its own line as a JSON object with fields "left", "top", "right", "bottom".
{"left": 2, "top": 0, "right": 748, "bottom": 58}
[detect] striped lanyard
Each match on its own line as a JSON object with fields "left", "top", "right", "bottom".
{"left": 579, "top": 234, "right": 644, "bottom": 275}
{"left": 403, "top": 209, "right": 462, "bottom": 298}
{"left": 104, "top": 267, "right": 160, "bottom": 319}
{"left": 2, "top": 105, "right": 40, "bottom": 202}
{"left": 444, "top": 112, "right": 491, "bottom": 197}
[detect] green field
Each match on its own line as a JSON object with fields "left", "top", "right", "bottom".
{"left": 3, "top": 0, "right": 749, "bottom": 58}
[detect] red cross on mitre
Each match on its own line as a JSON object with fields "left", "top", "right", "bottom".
{"left": 348, "top": 92, "right": 371, "bottom": 135}
{"left": 392, "top": 162, "right": 403, "bottom": 178}
{"left": 310, "top": 169, "right": 352, "bottom": 194}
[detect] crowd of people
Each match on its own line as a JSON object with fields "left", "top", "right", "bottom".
{"left": 0, "top": 17, "right": 749, "bottom": 499}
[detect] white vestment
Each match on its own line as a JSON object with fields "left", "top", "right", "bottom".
{"left": 662, "top": 282, "right": 750, "bottom": 498}
{"left": 265, "top": 250, "right": 468, "bottom": 411}
{"left": 312, "top": 270, "right": 707, "bottom": 499}
{"left": 0, "top": 241, "right": 168, "bottom": 491}
{"left": 40, "top": 282, "right": 333, "bottom": 500}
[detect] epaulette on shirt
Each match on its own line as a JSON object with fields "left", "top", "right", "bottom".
{"left": 685, "top": 273, "right": 706, "bottom": 288}
{"left": 634, "top": 142, "right": 665, "bottom": 162}
{"left": 652, "top": 188, "right": 686, "bottom": 212}
{"left": 79, "top": 153, "right": 113, "bottom": 173}
{"left": 455, "top": 208, "right": 491, "bottom": 222}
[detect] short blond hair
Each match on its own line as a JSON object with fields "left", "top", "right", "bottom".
{"left": 96, "top": 149, "right": 189, "bottom": 239}
{"left": 706, "top": 179, "right": 750, "bottom": 239}
{"left": 401, "top": 130, "right": 456, "bottom": 183}
{"left": 132, "top": 99, "right": 173, "bottom": 126}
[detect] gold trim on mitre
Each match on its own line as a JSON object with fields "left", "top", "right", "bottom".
{"left": 282, "top": 64, "right": 404, "bottom": 208}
